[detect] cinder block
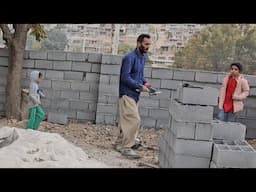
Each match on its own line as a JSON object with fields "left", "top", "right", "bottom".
{"left": 29, "top": 51, "right": 47, "bottom": 59}
{"left": 104, "top": 115, "right": 116, "bottom": 125}
{"left": 91, "top": 64, "right": 101, "bottom": 73}
{"left": 0, "top": 77, "right": 6, "bottom": 86}
{"left": 77, "top": 111, "right": 95, "bottom": 121}
{"left": 107, "top": 95, "right": 118, "bottom": 104}
{"left": 86, "top": 73, "right": 99, "bottom": 82}
{"left": 149, "top": 108, "right": 169, "bottom": 119}
{"left": 0, "top": 48, "right": 8, "bottom": 56}
{"left": 35, "top": 60, "right": 53, "bottom": 69}
{"left": 168, "top": 147, "right": 211, "bottom": 168}
{"left": 21, "top": 79, "right": 30, "bottom": 87}
{"left": 139, "top": 107, "right": 149, "bottom": 117}
{"left": 51, "top": 99, "right": 69, "bottom": 109}
{"left": 195, "top": 122, "right": 213, "bottom": 141}
{"left": 212, "top": 141, "right": 256, "bottom": 168}
{"left": 88, "top": 103, "right": 97, "bottom": 111}
{"left": 0, "top": 86, "right": 5, "bottom": 93}
{"left": 97, "top": 95, "right": 108, "bottom": 103}
{"left": 169, "top": 130, "right": 213, "bottom": 158}
{"left": 97, "top": 103, "right": 117, "bottom": 114}
{"left": 0, "top": 57, "right": 8, "bottom": 67}
{"left": 99, "top": 84, "right": 118, "bottom": 95}
{"left": 71, "top": 81, "right": 90, "bottom": 91}
{"left": 53, "top": 61, "right": 72, "bottom": 70}
{"left": 212, "top": 120, "right": 246, "bottom": 140}
{"left": 96, "top": 113, "right": 105, "bottom": 124}
{"left": 0, "top": 103, "right": 4, "bottom": 112}
{"left": 47, "top": 51, "right": 66, "bottom": 60}
{"left": 46, "top": 70, "right": 64, "bottom": 80}
{"left": 152, "top": 69, "right": 173, "bottom": 79}
{"left": 99, "top": 75, "right": 110, "bottom": 84}
{"left": 102, "top": 55, "right": 122, "bottom": 65}
{"left": 159, "top": 99, "right": 170, "bottom": 108}
{"left": 148, "top": 79, "right": 160, "bottom": 88}
{"left": 66, "top": 110, "right": 77, "bottom": 119}
{"left": 141, "top": 117, "right": 156, "bottom": 128}
{"left": 169, "top": 99, "right": 214, "bottom": 123}
{"left": 176, "top": 84, "right": 219, "bottom": 106}
{"left": 23, "top": 60, "right": 35, "bottom": 68}
{"left": 51, "top": 80, "right": 71, "bottom": 90}
{"left": 72, "top": 62, "right": 92, "bottom": 72}
{"left": 70, "top": 100, "right": 89, "bottom": 110}
{"left": 144, "top": 67, "right": 152, "bottom": 78}
{"left": 246, "top": 108, "right": 256, "bottom": 117}
{"left": 67, "top": 52, "right": 88, "bottom": 61}
{"left": 88, "top": 53, "right": 102, "bottom": 63}
{"left": 79, "top": 92, "right": 97, "bottom": 101}
{"left": 64, "top": 71, "right": 83, "bottom": 80}
{"left": 47, "top": 112, "right": 68, "bottom": 125}
{"left": 39, "top": 79, "right": 52, "bottom": 88}
{"left": 161, "top": 80, "right": 181, "bottom": 90}
{"left": 41, "top": 88, "right": 61, "bottom": 98}
{"left": 156, "top": 119, "right": 170, "bottom": 129}
{"left": 61, "top": 90, "right": 79, "bottom": 99}
{"left": 195, "top": 72, "right": 218, "bottom": 83}
{"left": 0, "top": 94, "right": 5, "bottom": 103}
{"left": 101, "top": 64, "right": 120, "bottom": 75}
{"left": 139, "top": 98, "right": 159, "bottom": 108}
{"left": 40, "top": 98, "right": 51, "bottom": 107}
{"left": 110, "top": 75, "right": 119, "bottom": 84}
{"left": 89, "top": 83, "right": 99, "bottom": 94}
{"left": 217, "top": 73, "right": 226, "bottom": 84}
{"left": 170, "top": 118, "right": 196, "bottom": 139}
{"left": 173, "top": 70, "right": 195, "bottom": 81}
{"left": 244, "top": 97, "right": 256, "bottom": 108}
{"left": 245, "top": 75, "right": 256, "bottom": 87}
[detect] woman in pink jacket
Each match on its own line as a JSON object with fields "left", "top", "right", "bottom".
{"left": 218, "top": 63, "right": 250, "bottom": 122}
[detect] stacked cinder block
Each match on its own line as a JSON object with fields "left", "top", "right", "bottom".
{"left": 210, "top": 120, "right": 256, "bottom": 168}
{"left": 159, "top": 84, "right": 219, "bottom": 168}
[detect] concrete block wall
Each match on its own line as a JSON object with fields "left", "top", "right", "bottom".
{"left": 0, "top": 48, "right": 256, "bottom": 138}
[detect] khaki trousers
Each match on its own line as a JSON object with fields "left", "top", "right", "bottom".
{"left": 116, "top": 95, "right": 141, "bottom": 149}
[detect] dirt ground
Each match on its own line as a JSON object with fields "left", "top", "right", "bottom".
{"left": 0, "top": 118, "right": 163, "bottom": 168}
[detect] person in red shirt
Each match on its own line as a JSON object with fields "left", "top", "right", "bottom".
{"left": 218, "top": 63, "right": 249, "bottom": 122}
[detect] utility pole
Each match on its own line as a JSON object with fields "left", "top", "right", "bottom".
{"left": 111, "top": 24, "right": 120, "bottom": 55}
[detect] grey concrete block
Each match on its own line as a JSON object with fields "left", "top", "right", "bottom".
{"left": 107, "top": 95, "right": 118, "bottom": 104}
{"left": 88, "top": 53, "right": 102, "bottom": 63}
{"left": 66, "top": 110, "right": 77, "bottom": 119}
{"left": 195, "top": 72, "right": 218, "bottom": 83}
{"left": 67, "top": 52, "right": 88, "bottom": 61}
{"left": 23, "top": 60, "right": 35, "bottom": 68}
{"left": 71, "top": 81, "right": 90, "bottom": 91}
{"left": 161, "top": 80, "right": 181, "bottom": 90}
{"left": 177, "top": 84, "right": 219, "bottom": 106}
{"left": 102, "top": 55, "right": 122, "bottom": 65}
{"left": 212, "top": 141, "right": 256, "bottom": 168}
{"left": 64, "top": 71, "right": 83, "bottom": 80}
{"left": 110, "top": 75, "right": 119, "bottom": 84}
{"left": 70, "top": 100, "right": 89, "bottom": 110}
{"left": 21, "top": 79, "right": 30, "bottom": 87}
{"left": 96, "top": 113, "right": 105, "bottom": 124}
{"left": 29, "top": 51, "right": 47, "bottom": 59}
{"left": 88, "top": 103, "right": 97, "bottom": 111}
{"left": 97, "top": 103, "right": 117, "bottom": 114}
{"left": 152, "top": 69, "right": 173, "bottom": 79}
{"left": 141, "top": 117, "right": 156, "bottom": 128}
{"left": 169, "top": 130, "right": 213, "bottom": 158}
{"left": 97, "top": 95, "right": 108, "bottom": 103}
{"left": 168, "top": 147, "right": 211, "bottom": 168}
{"left": 169, "top": 99, "right": 214, "bottom": 123}
{"left": 77, "top": 111, "right": 95, "bottom": 121}
{"left": 0, "top": 103, "right": 4, "bottom": 112}
{"left": 89, "top": 83, "right": 99, "bottom": 94}
{"left": 249, "top": 88, "right": 256, "bottom": 96}
{"left": 53, "top": 61, "right": 72, "bottom": 70}
{"left": 159, "top": 99, "right": 170, "bottom": 108}
{"left": 0, "top": 48, "right": 8, "bottom": 56}
{"left": 156, "top": 119, "right": 170, "bottom": 129}
{"left": 39, "top": 79, "right": 52, "bottom": 88}
{"left": 0, "top": 57, "right": 8, "bottom": 66}
{"left": 99, "top": 84, "right": 118, "bottom": 95}
{"left": 35, "top": 60, "right": 53, "bottom": 69}
{"left": 245, "top": 75, "right": 256, "bottom": 87}
{"left": 245, "top": 126, "right": 256, "bottom": 139}
{"left": 47, "top": 112, "right": 68, "bottom": 125}
{"left": 100, "top": 75, "right": 110, "bottom": 84}
{"left": 42, "top": 88, "right": 61, "bottom": 98}
{"left": 0, "top": 94, "right": 6, "bottom": 103}
{"left": 24, "top": 50, "right": 29, "bottom": 59}
{"left": 47, "top": 51, "right": 66, "bottom": 60}
{"left": 101, "top": 64, "right": 120, "bottom": 75}
{"left": 40, "top": 98, "right": 51, "bottom": 107}
{"left": 51, "top": 99, "right": 70, "bottom": 110}
{"left": 91, "top": 64, "right": 101, "bottom": 73}
{"left": 144, "top": 67, "right": 152, "bottom": 78}
{"left": 105, "top": 115, "right": 116, "bottom": 125}
{"left": 217, "top": 73, "right": 226, "bottom": 84}
{"left": 0, "top": 86, "right": 5, "bottom": 93}
{"left": 86, "top": 73, "right": 100, "bottom": 82}
{"left": 244, "top": 97, "right": 256, "bottom": 108}
{"left": 246, "top": 108, "right": 256, "bottom": 117}
{"left": 139, "top": 107, "right": 149, "bottom": 117}
{"left": 72, "top": 62, "right": 92, "bottom": 72}
{"left": 0, "top": 67, "right": 8, "bottom": 75}
{"left": 79, "top": 92, "right": 97, "bottom": 101}
{"left": 171, "top": 118, "right": 196, "bottom": 139}
{"left": 51, "top": 80, "right": 71, "bottom": 90}
{"left": 212, "top": 120, "right": 246, "bottom": 140}
{"left": 148, "top": 79, "right": 160, "bottom": 88}
{"left": 61, "top": 90, "right": 79, "bottom": 99}
{"left": 195, "top": 122, "right": 214, "bottom": 141}
{"left": 149, "top": 108, "right": 169, "bottom": 119}
{"left": 46, "top": 70, "right": 64, "bottom": 80}
{"left": 173, "top": 70, "right": 195, "bottom": 81}
{"left": 139, "top": 98, "right": 159, "bottom": 108}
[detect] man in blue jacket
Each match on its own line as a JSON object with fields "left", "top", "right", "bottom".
{"left": 115, "top": 34, "right": 151, "bottom": 158}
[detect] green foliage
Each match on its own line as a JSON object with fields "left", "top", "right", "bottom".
{"left": 118, "top": 43, "right": 134, "bottom": 55}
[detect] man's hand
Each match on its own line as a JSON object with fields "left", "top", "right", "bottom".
{"left": 141, "top": 85, "right": 149, "bottom": 92}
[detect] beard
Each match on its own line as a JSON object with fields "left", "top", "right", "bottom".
{"left": 138, "top": 46, "right": 148, "bottom": 54}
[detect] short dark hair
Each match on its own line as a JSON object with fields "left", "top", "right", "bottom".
{"left": 137, "top": 34, "right": 151, "bottom": 43}
{"left": 39, "top": 72, "right": 43, "bottom": 78}
{"left": 231, "top": 62, "right": 243, "bottom": 72}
